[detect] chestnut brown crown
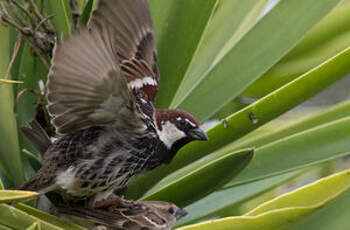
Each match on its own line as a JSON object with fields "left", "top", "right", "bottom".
{"left": 155, "top": 109, "right": 208, "bottom": 143}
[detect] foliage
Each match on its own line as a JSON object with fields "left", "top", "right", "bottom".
{"left": 0, "top": 0, "right": 350, "bottom": 229}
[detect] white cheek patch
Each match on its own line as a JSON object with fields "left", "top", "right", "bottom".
{"left": 128, "top": 77, "right": 157, "bottom": 89}
{"left": 157, "top": 121, "right": 186, "bottom": 149}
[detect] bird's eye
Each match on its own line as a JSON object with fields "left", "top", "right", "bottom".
{"left": 179, "top": 119, "right": 186, "bottom": 126}
{"left": 168, "top": 207, "right": 175, "bottom": 214}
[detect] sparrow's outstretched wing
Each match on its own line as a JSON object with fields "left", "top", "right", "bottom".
{"left": 89, "top": 0, "right": 160, "bottom": 102}
{"left": 47, "top": 24, "right": 144, "bottom": 135}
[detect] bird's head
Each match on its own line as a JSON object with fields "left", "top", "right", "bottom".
{"left": 155, "top": 109, "right": 208, "bottom": 162}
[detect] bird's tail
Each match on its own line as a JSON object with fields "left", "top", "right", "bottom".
{"left": 15, "top": 168, "right": 55, "bottom": 193}
{"left": 20, "top": 119, "right": 51, "bottom": 156}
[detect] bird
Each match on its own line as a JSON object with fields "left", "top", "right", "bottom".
{"left": 17, "top": 0, "right": 208, "bottom": 207}
{"left": 59, "top": 197, "right": 187, "bottom": 230}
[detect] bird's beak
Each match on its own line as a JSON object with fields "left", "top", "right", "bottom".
{"left": 175, "top": 208, "right": 188, "bottom": 220}
{"left": 188, "top": 127, "right": 209, "bottom": 141}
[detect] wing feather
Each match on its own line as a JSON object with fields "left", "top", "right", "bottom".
{"left": 47, "top": 24, "right": 143, "bottom": 135}
{"left": 89, "top": 0, "right": 160, "bottom": 101}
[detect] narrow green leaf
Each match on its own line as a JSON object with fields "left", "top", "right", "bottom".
{"left": 150, "top": 0, "right": 218, "bottom": 108}
{"left": 244, "top": 1, "right": 350, "bottom": 97}
{"left": 225, "top": 117, "right": 350, "bottom": 187}
{"left": 0, "top": 204, "right": 62, "bottom": 230}
{"left": 81, "top": 0, "right": 94, "bottom": 25}
{"left": 0, "top": 190, "right": 37, "bottom": 203}
{"left": 202, "top": 47, "right": 350, "bottom": 163}
{"left": 127, "top": 45, "right": 350, "bottom": 197}
{"left": 15, "top": 203, "right": 86, "bottom": 230}
{"left": 44, "top": 0, "right": 72, "bottom": 36}
{"left": 15, "top": 44, "right": 46, "bottom": 124}
{"left": 22, "top": 149, "right": 42, "bottom": 172}
{"left": 171, "top": 0, "right": 268, "bottom": 106}
{"left": 141, "top": 149, "right": 254, "bottom": 206}
{"left": 77, "top": 0, "right": 85, "bottom": 10}
{"left": 9, "top": 27, "right": 24, "bottom": 83}
{"left": 0, "top": 79, "right": 23, "bottom": 84}
{"left": 176, "top": 171, "right": 301, "bottom": 226}
{"left": 288, "top": 189, "right": 350, "bottom": 230}
{"left": 177, "top": 209, "right": 308, "bottom": 230}
{"left": 0, "top": 24, "right": 24, "bottom": 185}
{"left": 246, "top": 169, "right": 350, "bottom": 216}
{"left": 0, "top": 224, "right": 12, "bottom": 230}
{"left": 0, "top": 179, "right": 4, "bottom": 190}
{"left": 225, "top": 100, "right": 350, "bottom": 152}
{"left": 174, "top": 0, "right": 342, "bottom": 121}
{"left": 280, "top": 1, "right": 350, "bottom": 62}
{"left": 177, "top": 170, "right": 350, "bottom": 230}
{"left": 15, "top": 44, "right": 47, "bottom": 178}
{"left": 0, "top": 171, "right": 10, "bottom": 191}
{"left": 26, "top": 222, "right": 41, "bottom": 230}
{"left": 177, "top": 207, "right": 317, "bottom": 230}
